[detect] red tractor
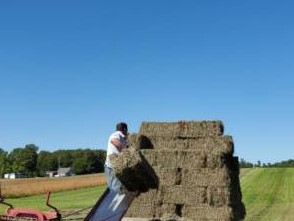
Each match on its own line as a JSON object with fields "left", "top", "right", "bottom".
{"left": 0, "top": 190, "right": 61, "bottom": 221}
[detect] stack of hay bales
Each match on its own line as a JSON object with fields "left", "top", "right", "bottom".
{"left": 126, "top": 121, "right": 245, "bottom": 221}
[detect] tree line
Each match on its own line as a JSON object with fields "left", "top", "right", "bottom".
{"left": 239, "top": 158, "right": 294, "bottom": 168}
{"left": 0, "top": 144, "right": 106, "bottom": 178}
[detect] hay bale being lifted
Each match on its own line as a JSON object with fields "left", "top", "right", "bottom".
{"left": 109, "top": 148, "right": 159, "bottom": 193}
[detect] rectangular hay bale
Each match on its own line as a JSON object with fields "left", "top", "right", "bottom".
{"left": 182, "top": 151, "right": 207, "bottom": 169}
{"left": 139, "top": 121, "right": 224, "bottom": 138}
{"left": 132, "top": 189, "right": 160, "bottom": 205}
{"left": 125, "top": 204, "right": 156, "bottom": 218}
{"left": 182, "top": 168, "right": 231, "bottom": 187}
{"left": 153, "top": 167, "right": 179, "bottom": 186}
{"left": 207, "top": 186, "right": 231, "bottom": 207}
{"left": 140, "top": 149, "right": 206, "bottom": 169}
{"left": 183, "top": 205, "right": 233, "bottom": 221}
{"left": 109, "top": 148, "right": 159, "bottom": 192}
{"left": 142, "top": 135, "right": 234, "bottom": 154}
{"left": 154, "top": 202, "right": 176, "bottom": 219}
{"left": 160, "top": 185, "right": 207, "bottom": 205}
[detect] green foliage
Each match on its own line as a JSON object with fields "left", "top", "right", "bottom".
{"left": 0, "top": 148, "right": 8, "bottom": 177}
{"left": 6, "top": 144, "right": 39, "bottom": 177}
{"left": 8, "top": 148, "right": 27, "bottom": 173}
{"left": 271, "top": 159, "right": 294, "bottom": 167}
{"left": 0, "top": 145, "right": 106, "bottom": 178}
{"left": 53, "top": 150, "right": 74, "bottom": 168}
{"left": 37, "top": 151, "right": 58, "bottom": 176}
{"left": 72, "top": 149, "right": 104, "bottom": 174}
{"left": 240, "top": 158, "right": 294, "bottom": 168}
{"left": 52, "top": 149, "right": 106, "bottom": 175}
{"left": 240, "top": 158, "right": 254, "bottom": 168}
{"left": 93, "top": 149, "right": 106, "bottom": 172}
{"left": 23, "top": 144, "right": 39, "bottom": 177}
{"left": 72, "top": 149, "right": 95, "bottom": 174}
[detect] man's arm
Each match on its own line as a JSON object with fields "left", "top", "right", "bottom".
{"left": 111, "top": 138, "right": 126, "bottom": 151}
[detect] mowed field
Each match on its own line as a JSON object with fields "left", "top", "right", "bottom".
{"left": 0, "top": 168, "right": 293, "bottom": 221}
{"left": 241, "top": 168, "right": 294, "bottom": 221}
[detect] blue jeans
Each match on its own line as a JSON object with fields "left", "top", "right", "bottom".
{"left": 104, "top": 165, "right": 123, "bottom": 193}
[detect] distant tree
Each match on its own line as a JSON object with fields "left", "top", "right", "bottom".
{"left": 72, "top": 149, "right": 106, "bottom": 175}
{"left": 7, "top": 144, "right": 39, "bottom": 177}
{"left": 239, "top": 158, "right": 254, "bottom": 168}
{"left": 37, "top": 151, "right": 58, "bottom": 176}
{"left": 72, "top": 155, "right": 88, "bottom": 174}
{"left": 8, "top": 148, "right": 25, "bottom": 173}
{"left": 272, "top": 159, "right": 294, "bottom": 167}
{"left": 71, "top": 149, "right": 87, "bottom": 174}
{"left": 5, "top": 146, "right": 106, "bottom": 177}
{"left": 239, "top": 159, "right": 294, "bottom": 168}
{"left": 0, "top": 148, "right": 8, "bottom": 177}
{"left": 53, "top": 150, "right": 74, "bottom": 167}
{"left": 23, "top": 144, "right": 39, "bottom": 176}
{"left": 93, "top": 149, "right": 106, "bottom": 172}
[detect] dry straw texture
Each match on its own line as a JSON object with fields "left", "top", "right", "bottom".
{"left": 0, "top": 174, "right": 106, "bottom": 198}
{"left": 160, "top": 185, "right": 207, "bottom": 205}
{"left": 126, "top": 121, "right": 245, "bottom": 221}
{"left": 126, "top": 203, "right": 156, "bottom": 218}
{"left": 207, "top": 186, "right": 231, "bottom": 207}
{"left": 140, "top": 150, "right": 207, "bottom": 169}
{"left": 132, "top": 189, "right": 160, "bottom": 205}
{"left": 135, "top": 135, "right": 234, "bottom": 154}
{"left": 109, "top": 148, "right": 158, "bottom": 192}
{"left": 128, "top": 133, "right": 154, "bottom": 149}
{"left": 140, "top": 121, "right": 224, "bottom": 138}
{"left": 181, "top": 168, "right": 232, "bottom": 187}
{"left": 152, "top": 167, "right": 178, "bottom": 186}
{"left": 183, "top": 205, "right": 233, "bottom": 221}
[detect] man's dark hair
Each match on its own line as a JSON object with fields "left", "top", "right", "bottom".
{"left": 116, "top": 122, "right": 128, "bottom": 135}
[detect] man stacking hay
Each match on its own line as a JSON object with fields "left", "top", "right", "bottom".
{"left": 85, "top": 123, "right": 159, "bottom": 221}
{"left": 105, "top": 122, "right": 158, "bottom": 195}
{"left": 104, "top": 122, "right": 130, "bottom": 194}
{"left": 109, "top": 147, "right": 159, "bottom": 193}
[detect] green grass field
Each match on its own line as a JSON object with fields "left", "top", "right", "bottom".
{"left": 0, "top": 185, "right": 107, "bottom": 218}
{"left": 241, "top": 168, "right": 294, "bottom": 221}
{"left": 1, "top": 168, "right": 293, "bottom": 220}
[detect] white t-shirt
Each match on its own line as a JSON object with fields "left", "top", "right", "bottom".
{"left": 105, "top": 131, "right": 128, "bottom": 168}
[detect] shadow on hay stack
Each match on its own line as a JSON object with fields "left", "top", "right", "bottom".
{"left": 124, "top": 121, "right": 246, "bottom": 221}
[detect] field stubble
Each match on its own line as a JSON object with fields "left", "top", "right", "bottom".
{"left": 0, "top": 173, "right": 107, "bottom": 198}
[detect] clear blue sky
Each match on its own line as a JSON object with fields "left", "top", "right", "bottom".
{"left": 0, "top": 1, "right": 293, "bottom": 164}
